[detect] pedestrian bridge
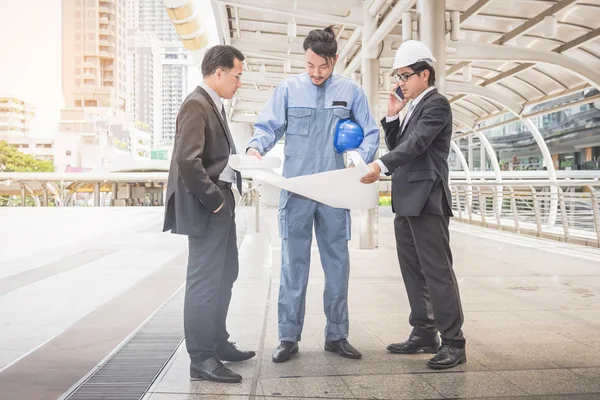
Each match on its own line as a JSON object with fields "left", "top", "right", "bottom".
{"left": 0, "top": 206, "right": 599, "bottom": 399}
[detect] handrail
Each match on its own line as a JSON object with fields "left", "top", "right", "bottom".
{"left": 449, "top": 179, "right": 600, "bottom": 247}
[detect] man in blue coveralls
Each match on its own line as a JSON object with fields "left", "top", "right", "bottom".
{"left": 246, "top": 26, "right": 380, "bottom": 363}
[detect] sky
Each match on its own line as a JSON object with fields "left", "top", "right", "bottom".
{"left": 0, "top": 0, "right": 219, "bottom": 138}
{"left": 0, "top": 0, "right": 63, "bottom": 137}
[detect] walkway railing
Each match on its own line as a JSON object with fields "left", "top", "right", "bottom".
{"left": 450, "top": 180, "right": 600, "bottom": 247}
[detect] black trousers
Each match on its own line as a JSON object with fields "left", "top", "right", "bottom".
{"left": 184, "top": 188, "right": 239, "bottom": 362}
{"left": 394, "top": 213, "right": 465, "bottom": 348}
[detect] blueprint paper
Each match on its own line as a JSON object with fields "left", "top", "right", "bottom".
{"left": 229, "top": 151, "right": 378, "bottom": 210}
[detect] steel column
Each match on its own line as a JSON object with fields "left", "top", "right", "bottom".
{"left": 417, "top": 0, "right": 446, "bottom": 94}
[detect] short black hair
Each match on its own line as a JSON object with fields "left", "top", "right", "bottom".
{"left": 201, "top": 45, "right": 245, "bottom": 77}
{"left": 303, "top": 25, "right": 337, "bottom": 64}
{"left": 408, "top": 61, "right": 436, "bottom": 86}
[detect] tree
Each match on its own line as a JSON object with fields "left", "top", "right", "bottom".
{"left": 0, "top": 140, "right": 54, "bottom": 172}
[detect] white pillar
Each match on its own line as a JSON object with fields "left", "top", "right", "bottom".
{"left": 43, "top": 186, "right": 49, "bottom": 207}
{"left": 20, "top": 184, "right": 26, "bottom": 207}
{"left": 94, "top": 182, "right": 100, "bottom": 207}
{"left": 480, "top": 139, "right": 486, "bottom": 171}
{"left": 358, "top": 2, "right": 381, "bottom": 250}
{"left": 451, "top": 140, "right": 472, "bottom": 208}
{"left": 417, "top": 0, "right": 446, "bottom": 94}
{"left": 112, "top": 182, "right": 118, "bottom": 205}
{"left": 521, "top": 118, "right": 558, "bottom": 227}
{"left": 468, "top": 135, "right": 474, "bottom": 169}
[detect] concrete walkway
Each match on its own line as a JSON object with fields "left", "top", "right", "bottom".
{"left": 143, "top": 207, "right": 600, "bottom": 400}
{"left": 0, "top": 206, "right": 599, "bottom": 399}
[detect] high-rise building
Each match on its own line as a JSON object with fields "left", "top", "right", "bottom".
{"left": 126, "top": 0, "right": 139, "bottom": 30}
{"left": 127, "top": 0, "right": 189, "bottom": 145}
{"left": 62, "top": 0, "right": 127, "bottom": 111}
{"left": 0, "top": 97, "right": 35, "bottom": 138}
{"left": 126, "top": 30, "right": 163, "bottom": 149}
{"left": 137, "top": 0, "right": 179, "bottom": 44}
{"left": 162, "top": 45, "right": 189, "bottom": 144}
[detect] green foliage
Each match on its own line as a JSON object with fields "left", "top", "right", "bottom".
{"left": 0, "top": 140, "right": 54, "bottom": 172}
{"left": 379, "top": 195, "right": 392, "bottom": 206}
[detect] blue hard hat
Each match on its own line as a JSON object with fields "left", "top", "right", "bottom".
{"left": 334, "top": 119, "right": 364, "bottom": 153}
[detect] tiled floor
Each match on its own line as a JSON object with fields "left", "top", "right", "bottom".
{"left": 1, "top": 206, "right": 600, "bottom": 399}
{"left": 144, "top": 207, "right": 600, "bottom": 399}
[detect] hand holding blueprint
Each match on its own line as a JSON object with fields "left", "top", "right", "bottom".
{"left": 229, "top": 151, "right": 378, "bottom": 210}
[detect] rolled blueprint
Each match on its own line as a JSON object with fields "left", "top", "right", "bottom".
{"left": 229, "top": 151, "right": 378, "bottom": 210}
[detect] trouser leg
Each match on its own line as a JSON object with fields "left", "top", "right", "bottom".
{"left": 394, "top": 214, "right": 437, "bottom": 338}
{"left": 314, "top": 203, "right": 350, "bottom": 341}
{"left": 278, "top": 195, "right": 316, "bottom": 342}
{"left": 408, "top": 214, "right": 465, "bottom": 348}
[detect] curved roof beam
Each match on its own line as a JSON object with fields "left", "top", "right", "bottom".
{"left": 447, "top": 42, "right": 600, "bottom": 89}
{"left": 452, "top": 110, "right": 477, "bottom": 129}
{"left": 453, "top": 103, "right": 482, "bottom": 120}
{"left": 460, "top": 97, "right": 494, "bottom": 115}
{"left": 447, "top": 82, "right": 524, "bottom": 115}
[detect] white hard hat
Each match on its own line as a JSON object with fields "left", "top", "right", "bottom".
{"left": 392, "top": 40, "right": 436, "bottom": 69}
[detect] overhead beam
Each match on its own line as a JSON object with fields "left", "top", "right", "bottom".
{"left": 447, "top": 0, "right": 579, "bottom": 78}
{"left": 343, "top": 0, "right": 415, "bottom": 76}
{"left": 460, "top": 0, "right": 491, "bottom": 24}
{"left": 447, "top": 42, "right": 600, "bottom": 89}
{"left": 447, "top": 82, "right": 524, "bottom": 115}
{"left": 498, "top": 0, "right": 578, "bottom": 45}
{"left": 217, "top": 1, "right": 363, "bottom": 26}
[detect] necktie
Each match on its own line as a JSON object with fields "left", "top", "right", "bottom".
{"left": 221, "top": 105, "right": 243, "bottom": 194}
{"left": 402, "top": 102, "right": 415, "bottom": 132}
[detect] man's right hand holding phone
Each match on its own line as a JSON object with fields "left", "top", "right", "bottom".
{"left": 388, "top": 83, "right": 409, "bottom": 117}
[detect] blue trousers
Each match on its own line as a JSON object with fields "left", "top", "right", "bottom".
{"left": 277, "top": 194, "right": 351, "bottom": 342}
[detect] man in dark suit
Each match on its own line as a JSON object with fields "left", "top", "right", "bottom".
{"left": 163, "top": 45, "right": 255, "bottom": 383}
{"left": 360, "top": 40, "right": 466, "bottom": 370}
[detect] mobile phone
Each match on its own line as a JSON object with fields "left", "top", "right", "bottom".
{"left": 394, "top": 86, "right": 404, "bottom": 100}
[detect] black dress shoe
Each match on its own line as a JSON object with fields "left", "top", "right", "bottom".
{"left": 324, "top": 339, "right": 362, "bottom": 359}
{"left": 217, "top": 341, "right": 256, "bottom": 362}
{"left": 190, "top": 357, "right": 242, "bottom": 383}
{"left": 387, "top": 333, "right": 441, "bottom": 354}
{"left": 272, "top": 341, "right": 298, "bottom": 363}
{"left": 427, "top": 345, "right": 466, "bottom": 370}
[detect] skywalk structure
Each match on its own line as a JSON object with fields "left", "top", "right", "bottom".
{"left": 2, "top": 0, "right": 600, "bottom": 246}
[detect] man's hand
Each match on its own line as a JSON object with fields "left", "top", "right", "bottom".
{"left": 213, "top": 202, "right": 224, "bottom": 213}
{"left": 360, "top": 162, "right": 382, "bottom": 184}
{"left": 246, "top": 148, "right": 262, "bottom": 160}
{"left": 388, "top": 83, "right": 409, "bottom": 116}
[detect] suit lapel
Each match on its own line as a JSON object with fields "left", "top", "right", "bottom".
{"left": 196, "top": 86, "right": 232, "bottom": 150}
{"left": 399, "top": 88, "right": 438, "bottom": 139}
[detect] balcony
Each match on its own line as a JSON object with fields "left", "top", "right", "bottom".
{"left": 99, "top": 51, "right": 115, "bottom": 60}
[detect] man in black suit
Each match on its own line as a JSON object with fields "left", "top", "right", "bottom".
{"left": 163, "top": 45, "right": 255, "bottom": 383}
{"left": 360, "top": 40, "right": 466, "bottom": 370}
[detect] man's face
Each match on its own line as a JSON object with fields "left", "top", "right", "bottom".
{"left": 395, "top": 66, "right": 429, "bottom": 100}
{"left": 305, "top": 49, "right": 336, "bottom": 86}
{"left": 215, "top": 58, "right": 243, "bottom": 99}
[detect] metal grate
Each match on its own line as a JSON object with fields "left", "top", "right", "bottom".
{"left": 64, "top": 292, "right": 184, "bottom": 400}
{"left": 63, "top": 214, "right": 247, "bottom": 400}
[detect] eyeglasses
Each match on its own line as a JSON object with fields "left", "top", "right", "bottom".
{"left": 218, "top": 69, "right": 242, "bottom": 81}
{"left": 394, "top": 71, "right": 419, "bottom": 83}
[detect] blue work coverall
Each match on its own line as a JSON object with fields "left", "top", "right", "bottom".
{"left": 248, "top": 72, "right": 379, "bottom": 342}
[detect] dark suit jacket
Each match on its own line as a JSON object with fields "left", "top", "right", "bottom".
{"left": 379, "top": 88, "right": 453, "bottom": 217}
{"left": 163, "top": 86, "right": 234, "bottom": 236}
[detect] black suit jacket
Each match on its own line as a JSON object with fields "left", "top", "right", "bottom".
{"left": 163, "top": 86, "right": 234, "bottom": 236}
{"left": 379, "top": 88, "right": 453, "bottom": 217}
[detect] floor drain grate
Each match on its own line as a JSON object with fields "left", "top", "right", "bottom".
{"left": 64, "top": 292, "right": 184, "bottom": 400}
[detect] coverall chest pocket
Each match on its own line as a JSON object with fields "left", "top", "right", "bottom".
{"left": 332, "top": 108, "right": 350, "bottom": 124}
{"left": 285, "top": 108, "right": 312, "bottom": 156}
{"left": 287, "top": 108, "right": 312, "bottom": 136}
